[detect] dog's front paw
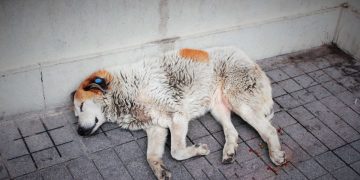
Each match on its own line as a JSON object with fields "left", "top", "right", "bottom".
{"left": 222, "top": 142, "right": 238, "bottom": 164}
{"left": 159, "top": 167, "right": 171, "bottom": 180}
{"left": 270, "top": 150, "right": 286, "bottom": 166}
{"left": 195, "top": 143, "right": 210, "bottom": 156}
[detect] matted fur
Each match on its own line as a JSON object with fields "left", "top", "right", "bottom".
{"left": 73, "top": 47, "right": 285, "bottom": 180}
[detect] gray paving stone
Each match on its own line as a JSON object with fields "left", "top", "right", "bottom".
{"left": 91, "top": 148, "right": 132, "bottom": 180}
{"left": 14, "top": 172, "right": 41, "bottom": 180}
{"left": 337, "top": 76, "right": 359, "bottom": 90}
{"left": 331, "top": 166, "right": 360, "bottom": 180}
{"left": 323, "top": 67, "right": 344, "bottom": 79}
{"left": 351, "top": 140, "right": 360, "bottom": 152}
{"left": 236, "top": 124, "right": 259, "bottom": 141}
{"left": 168, "top": 164, "right": 193, "bottom": 180}
{"left": 291, "top": 89, "right": 316, "bottom": 105}
{"left": 231, "top": 113, "right": 244, "bottom": 126}
{"left": 41, "top": 164, "right": 73, "bottom": 180}
{"left": 50, "top": 126, "right": 75, "bottom": 145}
{"left": 246, "top": 137, "right": 268, "bottom": 157}
{"left": 275, "top": 94, "right": 301, "bottom": 109}
{"left": 67, "top": 157, "right": 102, "bottom": 180}
{"left": 58, "top": 141, "right": 84, "bottom": 160}
{"left": 135, "top": 137, "right": 148, "bottom": 153}
{"left": 63, "top": 110, "right": 78, "bottom": 124}
{"left": 288, "top": 106, "right": 314, "bottom": 122}
{"left": 272, "top": 83, "right": 288, "bottom": 97}
{"left": 301, "top": 118, "right": 345, "bottom": 150}
{"left": 315, "top": 173, "right": 335, "bottom": 180}
{"left": 105, "top": 128, "right": 134, "bottom": 145}
{"left": 131, "top": 129, "right": 147, "bottom": 139}
{"left": 236, "top": 157, "right": 265, "bottom": 177}
{"left": 25, "top": 133, "right": 53, "bottom": 152}
{"left": 125, "top": 158, "right": 156, "bottom": 180}
{"left": 274, "top": 169, "right": 306, "bottom": 180}
{"left": 114, "top": 141, "right": 144, "bottom": 163}
{"left": 308, "top": 70, "right": 332, "bottom": 83}
{"left": 267, "top": 69, "right": 290, "bottom": 82}
{"left": 297, "top": 61, "right": 319, "bottom": 73}
{"left": 193, "top": 135, "right": 222, "bottom": 152}
{"left": 293, "top": 74, "right": 318, "bottom": 88}
{"left": 235, "top": 142, "right": 258, "bottom": 163}
{"left": 307, "top": 85, "right": 332, "bottom": 99}
{"left": 284, "top": 123, "right": 327, "bottom": 156}
{"left": 273, "top": 102, "right": 281, "bottom": 113}
{"left": 17, "top": 118, "right": 45, "bottom": 137}
{"left": 336, "top": 90, "right": 360, "bottom": 113}
{"left": 278, "top": 79, "right": 303, "bottom": 93}
{"left": 313, "top": 57, "right": 331, "bottom": 69}
{"left": 187, "top": 120, "right": 210, "bottom": 140}
{"left": 305, "top": 101, "right": 360, "bottom": 143}
{"left": 0, "top": 139, "right": 28, "bottom": 159}
{"left": 334, "top": 145, "right": 360, "bottom": 164}
{"left": 7, "top": 155, "right": 36, "bottom": 178}
{"left": 281, "top": 64, "right": 305, "bottom": 77}
{"left": 0, "top": 121, "right": 21, "bottom": 140}
{"left": 81, "top": 133, "right": 112, "bottom": 153}
{"left": 240, "top": 165, "right": 275, "bottom": 180}
{"left": 43, "top": 112, "right": 68, "bottom": 129}
{"left": 296, "top": 159, "right": 327, "bottom": 179}
{"left": 321, "top": 96, "right": 360, "bottom": 131}
{"left": 315, "top": 151, "right": 346, "bottom": 171}
{"left": 198, "top": 113, "right": 222, "bottom": 133}
{"left": 350, "top": 161, "right": 360, "bottom": 174}
{"left": 212, "top": 131, "right": 226, "bottom": 145}
{"left": 272, "top": 111, "right": 297, "bottom": 128}
{"left": 0, "top": 161, "right": 8, "bottom": 180}
{"left": 183, "top": 157, "right": 224, "bottom": 179}
{"left": 205, "top": 150, "right": 239, "bottom": 178}
{"left": 32, "top": 147, "right": 62, "bottom": 168}
{"left": 322, "top": 81, "right": 347, "bottom": 94}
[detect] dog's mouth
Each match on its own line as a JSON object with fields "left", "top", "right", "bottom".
{"left": 77, "top": 117, "right": 98, "bottom": 136}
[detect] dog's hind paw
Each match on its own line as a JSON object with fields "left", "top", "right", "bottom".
{"left": 270, "top": 150, "right": 286, "bottom": 166}
{"left": 195, "top": 143, "right": 210, "bottom": 156}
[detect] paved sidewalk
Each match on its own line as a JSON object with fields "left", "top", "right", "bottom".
{"left": 1, "top": 45, "right": 360, "bottom": 180}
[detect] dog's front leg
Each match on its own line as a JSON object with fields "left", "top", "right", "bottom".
{"left": 146, "top": 126, "right": 171, "bottom": 180}
{"left": 169, "top": 113, "right": 210, "bottom": 160}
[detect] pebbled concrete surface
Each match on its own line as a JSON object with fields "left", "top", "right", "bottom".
{"left": 0, "top": 46, "right": 359, "bottom": 180}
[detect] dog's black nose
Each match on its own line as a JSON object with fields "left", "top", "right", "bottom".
{"left": 77, "top": 127, "right": 92, "bottom": 136}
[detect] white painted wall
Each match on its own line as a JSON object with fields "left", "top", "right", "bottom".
{"left": 0, "top": 0, "right": 357, "bottom": 117}
{"left": 336, "top": 0, "right": 360, "bottom": 60}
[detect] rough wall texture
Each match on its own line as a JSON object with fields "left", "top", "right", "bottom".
{"left": 1, "top": 0, "right": 359, "bottom": 116}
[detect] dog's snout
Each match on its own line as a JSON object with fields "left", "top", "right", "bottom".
{"left": 77, "top": 126, "right": 93, "bottom": 136}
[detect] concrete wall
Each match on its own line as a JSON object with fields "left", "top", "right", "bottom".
{"left": 335, "top": 0, "right": 360, "bottom": 60}
{"left": 0, "top": 0, "right": 354, "bottom": 117}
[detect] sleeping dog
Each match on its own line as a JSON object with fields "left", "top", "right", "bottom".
{"left": 72, "top": 47, "right": 285, "bottom": 179}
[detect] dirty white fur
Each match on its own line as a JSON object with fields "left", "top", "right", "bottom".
{"left": 74, "top": 47, "right": 285, "bottom": 180}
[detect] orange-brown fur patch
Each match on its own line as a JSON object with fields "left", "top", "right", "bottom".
{"left": 74, "top": 70, "right": 113, "bottom": 102}
{"left": 179, "top": 48, "right": 209, "bottom": 62}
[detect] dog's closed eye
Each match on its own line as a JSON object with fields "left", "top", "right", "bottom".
{"left": 80, "top": 102, "right": 84, "bottom": 112}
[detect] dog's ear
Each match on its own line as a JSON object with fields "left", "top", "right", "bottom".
{"left": 70, "top": 90, "right": 76, "bottom": 101}
{"left": 84, "top": 77, "right": 108, "bottom": 94}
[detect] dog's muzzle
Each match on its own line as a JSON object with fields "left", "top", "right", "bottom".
{"left": 77, "top": 126, "right": 93, "bottom": 136}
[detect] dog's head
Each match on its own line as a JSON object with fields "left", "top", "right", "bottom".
{"left": 71, "top": 70, "right": 113, "bottom": 136}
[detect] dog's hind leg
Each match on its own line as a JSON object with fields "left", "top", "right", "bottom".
{"left": 169, "top": 113, "right": 210, "bottom": 160}
{"left": 210, "top": 88, "right": 239, "bottom": 164}
{"left": 146, "top": 126, "right": 171, "bottom": 180}
{"left": 231, "top": 102, "right": 286, "bottom": 166}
